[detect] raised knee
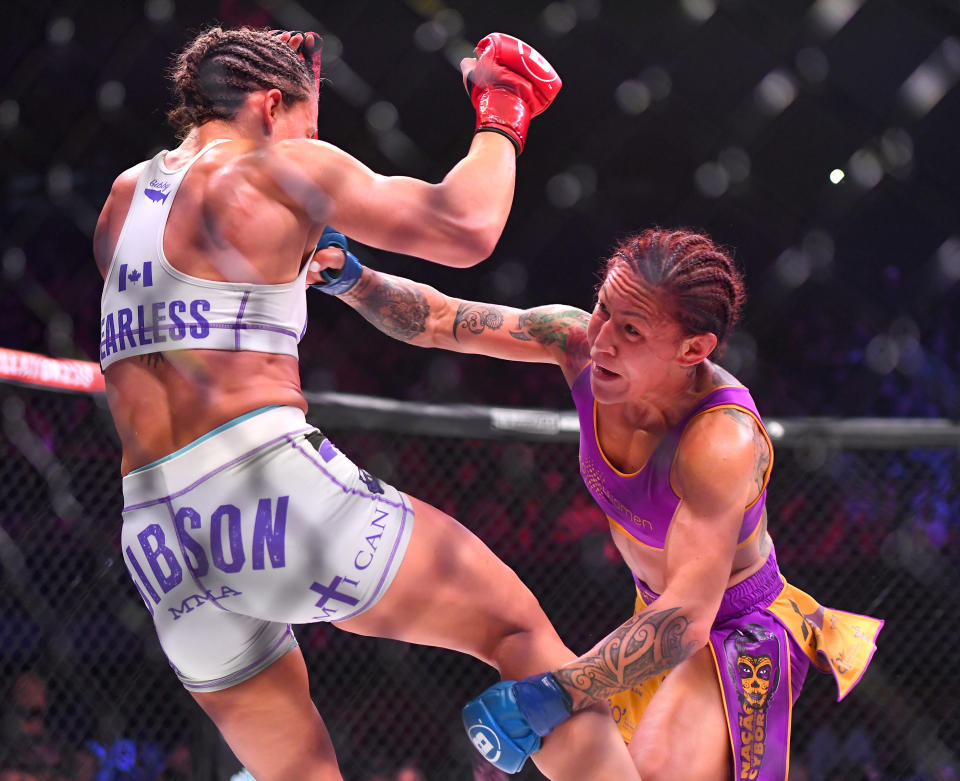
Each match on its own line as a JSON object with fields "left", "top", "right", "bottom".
{"left": 634, "top": 748, "right": 731, "bottom": 781}
{"left": 633, "top": 743, "right": 671, "bottom": 781}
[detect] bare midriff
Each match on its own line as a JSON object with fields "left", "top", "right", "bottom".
{"left": 611, "top": 513, "right": 773, "bottom": 595}
{"left": 105, "top": 350, "right": 306, "bottom": 476}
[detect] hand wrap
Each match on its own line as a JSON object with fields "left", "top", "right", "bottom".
{"left": 310, "top": 226, "right": 363, "bottom": 296}
{"left": 462, "top": 672, "right": 573, "bottom": 774}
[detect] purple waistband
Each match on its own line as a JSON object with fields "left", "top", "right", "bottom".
{"left": 633, "top": 549, "right": 784, "bottom": 624}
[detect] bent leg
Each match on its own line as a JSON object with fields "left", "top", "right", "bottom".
{"left": 191, "top": 647, "right": 343, "bottom": 781}
{"left": 336, "top": 495, "right": 638, "bottom": 781}
{"left": 629, "top": 645, "right": 731, "bottom": 781}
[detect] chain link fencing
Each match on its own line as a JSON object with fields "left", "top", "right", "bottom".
{"left": 0, "top": 378, "right": 957, "bottom": 780}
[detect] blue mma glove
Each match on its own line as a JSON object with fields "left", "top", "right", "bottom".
{"left": 311, "top": 225, "right": 363, "bottom": 295}
{"left": 462, "top": 672, "right": 573, "bottom": 774}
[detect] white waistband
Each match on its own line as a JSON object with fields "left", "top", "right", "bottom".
{"left": 121, "top": 406, "right": 313, "bottom": 509}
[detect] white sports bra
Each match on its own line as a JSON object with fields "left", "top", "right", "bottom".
{"left": 99, "top": 140, "right": 310, "bottom": 369}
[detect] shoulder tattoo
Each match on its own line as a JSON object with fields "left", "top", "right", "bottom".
{"left": 721, "top": 408, "right": 771, "bottom": 495}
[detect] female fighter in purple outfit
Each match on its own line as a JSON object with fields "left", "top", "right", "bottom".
{"left": 312, "top": 226, "right": 884, "bottom": 780}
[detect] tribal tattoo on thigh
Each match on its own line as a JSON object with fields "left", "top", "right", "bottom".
{"left": 553, "top": 607, "right": 695, "bottom": 711}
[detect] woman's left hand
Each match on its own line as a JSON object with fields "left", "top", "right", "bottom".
{"left": 305, "top": 247, "right": 346, "bottom": 288}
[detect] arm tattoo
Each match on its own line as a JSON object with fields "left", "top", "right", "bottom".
{"left": 721, "top": 408, "right": 771, "bottom": 495}
{"left": 509, "top": 308, "right": 591, "bottom": 369}
{"left": 453, "top": 303, "right": 504, "bottom": 341}
{"left": 553, "top": 607, "right": 695, "bottom": 711}
{"left": 752, "top": 422, "right": 771, "bottom": 495}
{"left": 342, "top": 274, "right": 429, "bottom": 342}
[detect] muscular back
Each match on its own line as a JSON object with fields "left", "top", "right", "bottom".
{"left": 94, "top": 140, "right": 323, "bottom": 475}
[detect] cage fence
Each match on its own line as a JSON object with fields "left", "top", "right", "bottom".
{"left": 0, "top": 375, "right": 957, "bottom": 781}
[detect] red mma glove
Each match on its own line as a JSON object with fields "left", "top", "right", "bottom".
{"left": 463, "top": 33, "right": 562, "bottom": 155}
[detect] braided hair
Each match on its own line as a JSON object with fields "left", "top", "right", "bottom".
{"left": 602, "top": 228, "right": 746, "bottom": 354}
{"left": 167, "top": 27, "right": 314, "bottom": 136}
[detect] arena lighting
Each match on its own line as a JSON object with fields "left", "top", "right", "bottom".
{"left": 692, "top": 147, "right": 751, "bottom": 200}
{"left": 540, "top": 0, "right": 601, "bottom": 36}
{"left": 97, "top": 81, "right": 126, "bottom": 112}
{"left": 144, "top": 0, "right": 174, "bottom": 24}
{"left": 541, "top": 2, "right": 578, "bottom": 35}
{"left": 694, "top": 161, "right": 729, "bottom": 199}
{"left": 718, "top": 147, "right": 751, "bottom": 184}
{"left": 414, "top": 9, "right": 464, "bottom": 52}
{"left": 641, "top": 66, "right": 673, "bottom": 100}
{"left": 365, "top": 101, "right": 399, "bottom": 133}
{"left": 801, "top": 229, "right": 835, "bottom": 272}
{"left": 794, "top": 47, "right": 830, "bottom": 84}
{"left": 2, "top": 248, "right": 26, "bottom": 281}
{"left": 679, "top": 0, "right": 717, "bottom": 24}
{"left": 879, "top": 127, "right": 914, "bottom": 174}
{"left": 754, "top": 69, "right": 799, "bottom": 117}
{"left": 414, "top": 19, "right": 449, "bottom": 52}
{"left": 614, "top": 79, "right": 652, "bottom": 115}
{"left": 935, "top": 236, "right": 960, "bottom": 283}
{"left": 848, "top": 148, "right": 884, "bottom": 189}
{"left": 774, "top": 248, "right": 812, "bottom": 289}
{"left": 0, "top": 99, "right": 18, "bottom": 132}
{"left": 545, "top": 165, "right": 597, "bottom": 209}
{"left": 491, "top": 261, "right": 529, "bottom": 299}
{"left": 615, "top": 66, "right": 673, "bottom": 116}
{"left": 46, "top": 16, "right": 75, "bottom": 44}
{"left": 46, "top": 164, "right": 73, "bottom": 199}
{"left": 318, "top": 34, "right": 343, "bottom": 65}
{"left": 807, "top": 0, "right": 865, "bottom": 38}
{"left": 899, "top": 38, "right": 960, "bottom": 119}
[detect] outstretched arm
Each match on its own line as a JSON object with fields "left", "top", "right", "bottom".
{"left": 463, "top": 409, "right": 769, "bottom": 772}
{"left": 330, "top": 265, "right": 592, "bottom": 383}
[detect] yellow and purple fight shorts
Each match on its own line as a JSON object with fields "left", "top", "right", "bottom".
{"left": 607, "top": 549, "right": 883, "bottom": 780}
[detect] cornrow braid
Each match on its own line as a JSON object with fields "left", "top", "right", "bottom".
{"left": 603, "top": 228, "right": 746, "bottom": 354}
{"left": 167, "top": 26, "right": 314, "bottom": 136}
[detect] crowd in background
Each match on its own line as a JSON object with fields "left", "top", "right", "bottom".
{"left": 2, "top": 0, "right": 958, "bottom": 777}
{"left": 0, "top": 383, "right": 956, "bottom": 779}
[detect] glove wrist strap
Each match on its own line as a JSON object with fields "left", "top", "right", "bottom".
{"left": 312, "top": 250, "right": 363, "bottom": 295}
{"left": 513, "top": 672, "right": 573, "bottom": 737}
{"left": 474, "top": 90, "right": 530, "bottom": 154}
{"left": 475, "top": 126, "right": 522, "bottom": 155}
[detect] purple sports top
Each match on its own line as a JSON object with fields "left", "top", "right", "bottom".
{"left": 571, "top": 364, "right": 773, "bottom": 550}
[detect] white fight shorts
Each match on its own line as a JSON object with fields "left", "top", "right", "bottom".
{"left": 120, "top": 405, "right": 414, "bottom": 691}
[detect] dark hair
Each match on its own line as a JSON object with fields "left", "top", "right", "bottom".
{"left": 167, "top": 26, "right": 314, "bottom": 136}
{"left": 602, "top": 228, "right": 746, "bottom": 352}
